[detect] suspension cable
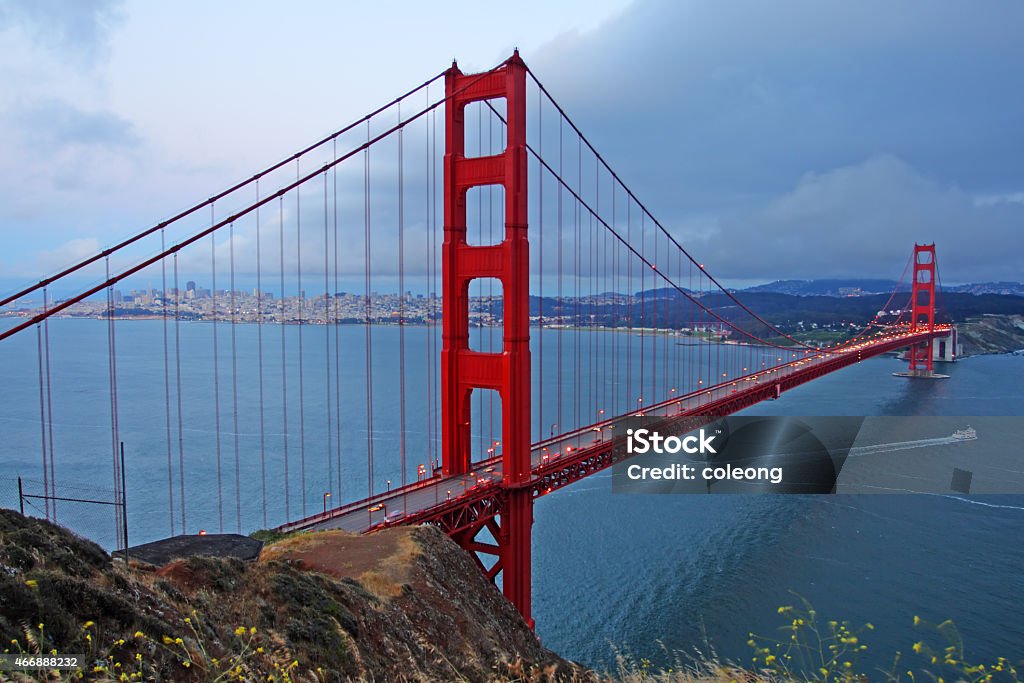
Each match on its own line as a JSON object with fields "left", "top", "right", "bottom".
{"left": 0, "top": 70, "right": 448, "bottom": 309}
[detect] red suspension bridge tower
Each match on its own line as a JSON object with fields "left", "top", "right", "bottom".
{"left": 441, "top": 52, "right": 534, "bottom": 625}
{"left": 908, "top": 243, "right": 937, "bottom": 375}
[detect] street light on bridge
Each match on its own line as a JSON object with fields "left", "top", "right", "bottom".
{"left": 323, "top": 492, "right": 331, "bottom": 514}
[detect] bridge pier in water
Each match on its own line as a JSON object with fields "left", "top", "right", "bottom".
{"left": 895, "top": 243, "right": 952, "bottom": 379}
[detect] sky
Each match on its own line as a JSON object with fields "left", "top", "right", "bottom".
{"left": 1, "top": 0, "right": 1022, "bottom": 292}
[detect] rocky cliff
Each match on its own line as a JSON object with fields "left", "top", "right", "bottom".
{"left": 0, "top": 510, "right": 590, "bottom": 682}
{"left": 957, "top": 314, "right": 1024, "bottom": 355}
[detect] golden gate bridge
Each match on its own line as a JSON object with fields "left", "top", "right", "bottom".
{"left": 0, "top": 51, "right": 951, "bottom": 627}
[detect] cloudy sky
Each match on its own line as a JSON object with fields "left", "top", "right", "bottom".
{"left": 1, "top": 0, "right": 1021, "bottom": 290}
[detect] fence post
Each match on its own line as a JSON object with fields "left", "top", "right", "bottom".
{"left": 18, "top": 476, "right": 24, "bottom": 516}
{"left": 120, "top": 442, "right": 129, "bottom": 562}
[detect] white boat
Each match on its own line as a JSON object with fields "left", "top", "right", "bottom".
{"left": 952, "top": 426, "right": 977, "bottom": 441}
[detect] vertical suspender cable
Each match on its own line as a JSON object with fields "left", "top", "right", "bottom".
{"left": 622, "top": 200, "right": 630, "bottom": 409}
{"left": 296, "top": 160, "right": 307, "bottom": 518}
{"left": 36, "top": 322, "right": 50, "bottom": 521}
{"left": 279, "top": 196, "right": 290, "bottom": 522}
{"left": 574, "top": 134, "right": 581, "bottom": 429}
{"left": 432, "top": 107, "right": 440, "bottom": 471}
{"left": 364, "top": 122, "right": 375, "bottom": 498}
{"left": 173, "top": 255, "right": 186, "bottom": 532}
{"left": 639, "top": 213, "right": 645, "bottom": 407}
{"left": 323, "top": 171, "right": 334, "bottom": 504}
{"left": 556, "top": 116, "right": 563, "bottom": 435}
{"left": 592, "top": 153, "right": 598, "bottom": 421}
{"left": 42, "top": 290, "right": 56, "bottom": 520}
{"left": 211, "top": 209, "right": 224, "bottom": 532}
{"left": 432, "top": 104, "right": 440, "bottom": 470}
{"left": 105, "top": 258, "right": 123, "bottom": 548}
{"left": 256, "top": 181, "right": 268, "bottom": 527}
{"left": 424, "top": 88, "right": 435, "bottom": 474}
{"left": 537, "top": 90, "right": 544, "bottom": 439}
{"left": 161, "top": 230, "right": 175, "bottom": 534}
{"left": 611, "top": 184, "right": 617, "bottom": 415}
{"left": 229, "top": 222, "right": 241, "bottom": 532}
{"left": 398, "top": 105, "right": 408, "bottom": 492}
{"left": 333, "top": 140, "right": 343, "bottom": 501}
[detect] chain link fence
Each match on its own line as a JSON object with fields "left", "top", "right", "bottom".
{"left": 0, "top": 469, "right": 127, "bottom": 552}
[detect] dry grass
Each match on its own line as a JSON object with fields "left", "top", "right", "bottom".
{"left": 260, "top": 527, "right": 421, "bottom": 600}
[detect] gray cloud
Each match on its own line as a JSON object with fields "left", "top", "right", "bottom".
{"left": 530, "top": 0, "right": 1024, "bottom": 282}
{"left": 11, "top": 98, "right": 138, "bottom": 152}
{"left": 0, "top": 0, "right": 124, "bottom": 64}
{"left": 682, "top": 155, "right": 1024, "bottom": 282}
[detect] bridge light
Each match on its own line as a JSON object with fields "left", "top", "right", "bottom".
{"left": 323, "top": 491, "right": 331, "bottom": 514}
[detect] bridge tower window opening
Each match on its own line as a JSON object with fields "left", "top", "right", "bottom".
{"left": 465, "top": 185, "right": 506, "bottom": 247}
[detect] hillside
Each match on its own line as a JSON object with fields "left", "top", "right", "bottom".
{"left": 0, "top": 510, "right": 588, "bottom": 682}
{"left": 956, "top": 314, "right": 1024, "bottom": 355}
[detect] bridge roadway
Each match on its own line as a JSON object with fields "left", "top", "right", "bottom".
{"left": 278, "top": 326, "right": 950, "bottom": 537}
